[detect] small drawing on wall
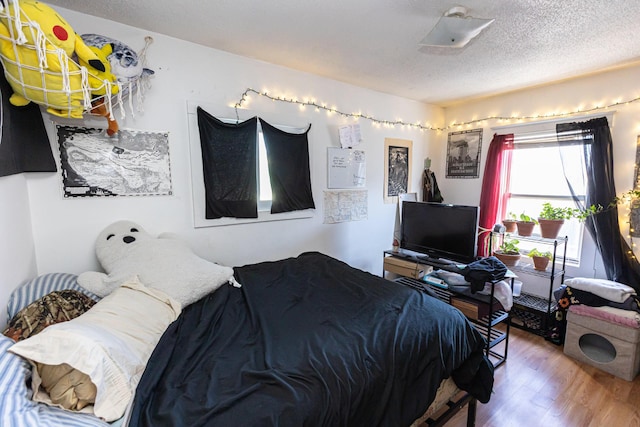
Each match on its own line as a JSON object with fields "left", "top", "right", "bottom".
{"left": 384, "top": 138, "right": 412, "bottom": 204}
{"left": 446, "top": 128, "right": 482, "bottom": 179}
{"left": 57, "top": 126, "right": 172, "bottom": 197}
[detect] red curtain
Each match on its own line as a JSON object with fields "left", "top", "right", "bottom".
{"left": 478, "top": 133, "right": 514, "bottom": 257}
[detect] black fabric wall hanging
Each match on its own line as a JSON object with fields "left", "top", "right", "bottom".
{"left": 259, "top": 118, "right": 315, "bottom": 214}
{"left": 0, "top": 64, "right": 56, "bottom": 177}
{"left": 197, "top": 107, "right": 258, "bottom": 219}
{"left": 557, "top": 117, "right": 640, "bottom": 291}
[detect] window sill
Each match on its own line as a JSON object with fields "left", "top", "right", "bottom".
{"left": 193, "top": 208, "right": 314, "bottom": 228}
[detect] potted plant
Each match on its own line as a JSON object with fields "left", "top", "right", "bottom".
{"left": 494, "top": 239, "right": 521, "bottom": 267}
{"left": 538, "top": 202, "right": 574, "bottom": 239}
{"left": 502, "top": 212, "right": 517, "bottom": 233}
{"left": 528, "top": 248, "right": 552, "bottom": 271}
{"left": 516, "top": 213, "right": 537, "bottom": 237}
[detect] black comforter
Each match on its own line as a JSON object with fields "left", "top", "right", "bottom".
{"left": 128, "top": 252, "right": 493, "bottom": 427}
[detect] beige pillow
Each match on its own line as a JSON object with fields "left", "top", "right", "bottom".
{"left": 9, "top": 276, "right": 181, "bottom": 421}
{"left": 37, "top": 362, "right": 97, "bottom": 410}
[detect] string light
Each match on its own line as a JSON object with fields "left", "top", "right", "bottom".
{"left": 234, "top": 88, "right": 640, "bottom": 131}
{"left": 234, "top": 87, "right": 640, "bottom": 257}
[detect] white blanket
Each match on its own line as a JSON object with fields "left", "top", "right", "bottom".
{"left": 478, "top": 280, "right": 513, "bottom": 311}
{"left": 435, "top": 270, "right": 513, "bottom": 311}
{"left": 565, "top": 277, "right": 636, "bottom": 303}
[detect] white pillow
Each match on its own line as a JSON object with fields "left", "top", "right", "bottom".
{"left": 565, "top": 277, "right": 636, "bottom": 303}
{"left": 8, "top": 276, "right": 181, "bottom": 422}
{"left": 0, "top": 335, "right": 111, "bottom": 427}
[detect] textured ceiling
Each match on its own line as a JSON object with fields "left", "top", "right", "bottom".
{"left": 46, "top": 0, "right": 640, "bottom": 107}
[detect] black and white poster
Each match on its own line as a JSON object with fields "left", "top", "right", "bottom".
{"left": 383, "top": 138, "right": 412, "bottom": 204}
{"left": 57, "top": 126, "right": 172, "bottom": 197}
{"left": 446, "top": 128, "right": 482, "bottom": 179}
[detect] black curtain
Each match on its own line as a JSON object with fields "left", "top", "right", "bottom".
{"left": 0, "top": 64, "right": 56, "bottom": 177}
{"left": 557, "top": 117, "right": 640, "bottom": 291}
{"left": 259, "top": 118, "right": 315, "bottom": 214}
{"left": 197, "top": 107, "right": 258, "bottom": 219}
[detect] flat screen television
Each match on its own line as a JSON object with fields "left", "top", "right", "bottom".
{"left": 400, "top": 201, "right": 480, "bottom": 264}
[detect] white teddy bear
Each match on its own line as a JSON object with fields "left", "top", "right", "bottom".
{"left": 78, "top": 220, "right": 240, "bottom": 307}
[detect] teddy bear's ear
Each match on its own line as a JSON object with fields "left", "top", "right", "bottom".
{"left": 88, "top": 59, "right": 105, "bottom": 72}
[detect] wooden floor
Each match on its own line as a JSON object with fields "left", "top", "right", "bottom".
{"left": 447, "top": 327, "right": 640, "bottom": 427}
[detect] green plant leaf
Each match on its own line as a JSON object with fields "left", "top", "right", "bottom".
{"left": 528, "top": 248, "right": 552, "bottom": 259}
{"left": 499, "top": 239, "right": 520, "bottom": 254}
{"left": 539, "top": 202, "right": 574, "bottom": 220}
{"left": 518, "top": 212, "right": 538, "bottom": 224}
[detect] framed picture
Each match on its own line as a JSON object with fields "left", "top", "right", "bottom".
{"left": 446, "top": 128, "right": 483, "bottom": 178}
{"left": 384, "top": 138, "right": 412, "bottom": 204}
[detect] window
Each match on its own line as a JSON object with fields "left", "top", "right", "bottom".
{"left": 504, "top": 135, "right": 587, "bottom": 262}
{"left": 187, "top": 102, "right": 314, "bottom": 228}
{"left": 257, "top": 130, "right": 273, "bottom": 210}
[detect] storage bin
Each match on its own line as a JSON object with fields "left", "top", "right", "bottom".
{"left": 564, "top": 309, "right": 640, "bottom": 381}
{"left": 383, "top": 257, "right": 432, "bottom": 279}
{"left": 450, "top": 296, "right": 503, "bottom": 321}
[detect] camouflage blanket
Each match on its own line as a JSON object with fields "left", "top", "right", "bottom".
{"left": 3, "top": 290, "right": 96, "bottom": 342}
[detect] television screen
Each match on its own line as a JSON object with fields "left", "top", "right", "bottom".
{"left": 400, "top": 202, "right": 480, "bottom": 264}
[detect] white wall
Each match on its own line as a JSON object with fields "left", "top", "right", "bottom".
{"left": 433, "top": 64, "right": 640, "bottom": 295}
{"left": 0, "top": 174, "right": 38, "bottom": 326}
{"left": 19, "top": 8, "right": 442, "bottom": 284}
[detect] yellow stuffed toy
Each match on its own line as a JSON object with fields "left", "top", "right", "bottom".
{"left": 0, "top": 0, "right": 107, "bottom": 118}
{"left": 79, "top": 43, "right": 118, "bottom": 97}
{"left": 78, "top": 43, "right": 120, "bottom": 135}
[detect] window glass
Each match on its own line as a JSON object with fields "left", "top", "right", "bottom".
{"left": 509, "top": 145, "right": 585, "bottom": 196}
{"left": 258, "top": 131, "right": 273, "bottom": 207}
{"left": 505, "top": 142, "right": 587, "bottom": 262}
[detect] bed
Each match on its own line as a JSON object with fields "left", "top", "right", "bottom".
{"left": 1, "top": 252, "right": 493, "bottom": 426}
